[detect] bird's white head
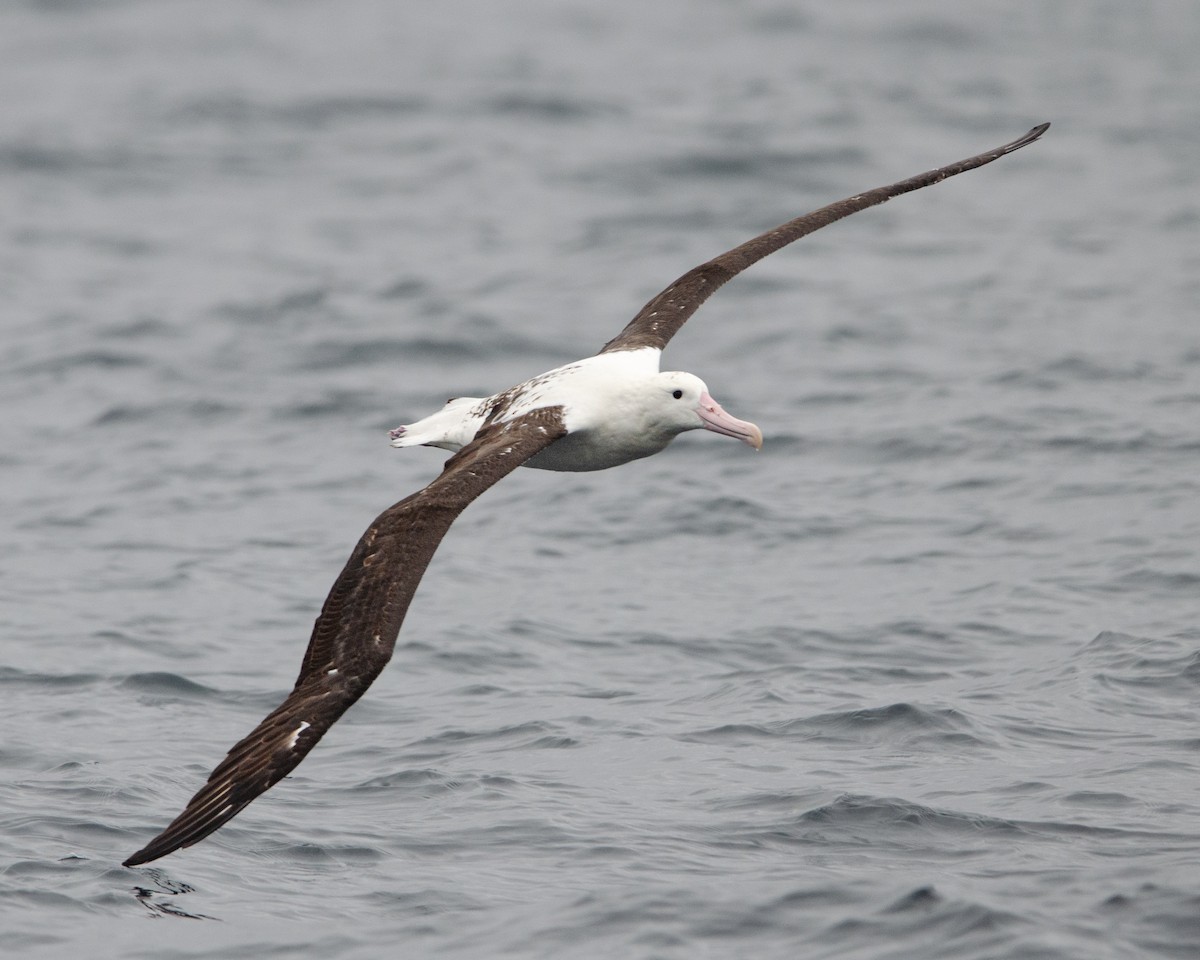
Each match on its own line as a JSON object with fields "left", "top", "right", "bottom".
{"left": 654, "top": 372, "right": 763, "bottom": 450}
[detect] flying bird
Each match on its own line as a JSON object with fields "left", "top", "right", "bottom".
{"left": 123, "top": 122, "right": 1049, "bottom": 867}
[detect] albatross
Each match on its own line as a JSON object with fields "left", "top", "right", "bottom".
{"left": 123, "top": 122, "right": 1049, "bottom": 867}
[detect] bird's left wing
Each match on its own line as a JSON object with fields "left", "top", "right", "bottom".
{"left": 123, "top": 406, "right": 568, "bottom": 867}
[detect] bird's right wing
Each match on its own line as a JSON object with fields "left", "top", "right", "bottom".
{"left": 599, "top": 123, "right": 1050, "bottom": 355}
{"left": 123, "top": 406, "right": 568, "bottom": 867}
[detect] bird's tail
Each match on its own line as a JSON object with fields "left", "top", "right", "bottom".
{"left": 388, "top": 397, "right": 482, "bottom": 451}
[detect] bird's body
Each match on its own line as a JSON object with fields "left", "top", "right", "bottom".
{"left": 389, "top": 347, "right": 762, "bottom": 471}
{"left": 123, "top": 123, "right": 1049, "bottom": 868}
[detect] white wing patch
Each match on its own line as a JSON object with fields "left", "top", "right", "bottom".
{"left": 287, "top": 721, "right": 312, "bottom": 750}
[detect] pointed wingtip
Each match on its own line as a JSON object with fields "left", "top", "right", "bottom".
{"left": 1010, "top": 122, "right": 1051, "bottom": 152}
{"left": 122, "top": 837, "right": 173, "bottom": 867}
{"left": 122, "top": 849, "right": 155, "bottom": 868}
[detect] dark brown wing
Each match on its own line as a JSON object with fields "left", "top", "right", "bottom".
{"left": 599, "top": 123, "right": 1050, "bottom": 355}
{"left": 123, "top": 407, "right": 568, "bottom": 867}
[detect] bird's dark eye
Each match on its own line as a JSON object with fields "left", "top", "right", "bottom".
{"left": 672, "top": 389, "right": 683, "bottom": 399}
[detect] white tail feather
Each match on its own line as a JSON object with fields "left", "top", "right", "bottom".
{"left": 389, "top": 397, "right": 484, "bottom": 452}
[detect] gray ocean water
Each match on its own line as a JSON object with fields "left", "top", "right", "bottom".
{"left": 3, "top": 1, "right": 1199, "bottom": 957}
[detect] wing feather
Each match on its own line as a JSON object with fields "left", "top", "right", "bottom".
{"left": 599, "top": 123, "right": 1049, "bottom": 354}
{"left": 123, "top": 407, "right": 568, "bottom": 866}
